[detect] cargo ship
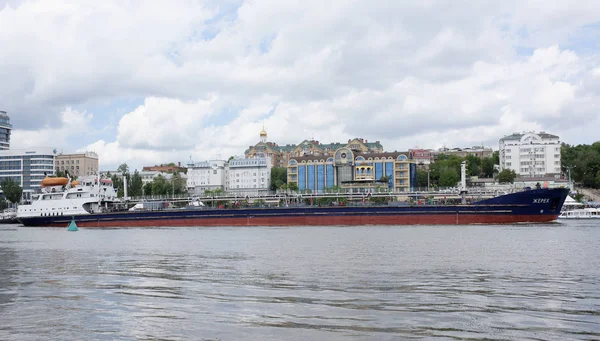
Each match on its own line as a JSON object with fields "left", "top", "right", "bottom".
{"left": 17, "top": 175, "right": 569, "bottom": 227}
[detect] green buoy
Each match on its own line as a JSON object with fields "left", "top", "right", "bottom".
{"left": 67, "top": 218, "right": 78, "bottom": 232}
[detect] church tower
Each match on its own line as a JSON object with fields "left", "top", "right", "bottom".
{"left": 260, "top": 125, "right": 267, "bottom": 144}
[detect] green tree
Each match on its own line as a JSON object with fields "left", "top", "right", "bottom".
{"left": 480, "top": 156, "right": 495, "bottom": 178}
{"left": 465, "top": 155, "right": 481, "bottom": 177}
{"left": 497, "top": 169, "right": 517, "bottom": 184}
{"left": 561, "top": 142, "right": 600, "bottom": 188}
{"left": 129, "top": 170, "right": 144, "bottom": 197}
{"left": 152, "top": 175, "right": 169, "bottom": 195}
{"left": 111, "top": 174, "right": 124, "bottom": 197}
{"left": 1, "top": 179, "right": 23, "bottom": 204}
{"left": 438, "top": 168, "right": 460, "bottom": 187}
{"left": 143, "top": 182, "right": 153, "bottom": 196}
{"left": 416, "top": 170, "right": 429, "bottom": 188}
{"left": 171, "top": 172, "right": 187, "bottom": 195}
{"left": 270, "top": 167, "right": 287, "bottom": 190}
{"left": 492, "top": 151, "right": 500, "bottom": 165}
{"left": 117, "top": 163, "right": 129, "bottom": 174}
{"left": 288, "top": 182, "right": 299, "bottom": 191}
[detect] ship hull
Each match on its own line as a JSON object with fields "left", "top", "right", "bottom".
{"left": 17, "top": 188, "right": 569, "bottom": 228}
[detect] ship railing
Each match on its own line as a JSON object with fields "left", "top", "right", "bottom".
{"left": 124, "top": 186, "right": 531, "bottom": 205}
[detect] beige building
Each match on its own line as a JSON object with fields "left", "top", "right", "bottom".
{"left": 245, "top": 127, "right": 384, "bottom": 168}
{"left": 287, "top": 148, "right": 416, "bottom": 193}
{"left": 55, "top": 152, "right": 99, "bottom": 177}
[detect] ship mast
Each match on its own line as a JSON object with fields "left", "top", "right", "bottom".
{"left": 460, "top": 161, "right": 467, "bottom": 204}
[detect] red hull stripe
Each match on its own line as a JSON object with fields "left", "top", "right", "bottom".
{"left": 44, "top": 214, "right": 559, "bottom": 228}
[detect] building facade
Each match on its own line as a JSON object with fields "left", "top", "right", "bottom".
{"left": 55, "top": 152, "right": 99, "bottom": 177}
{"left": 244, "top": 128, "right": 384, "bottom": 168}
{"left": 0, "top": 111, "right": 11, "bottom": 150}
{"left": 410, "top": 149, "right": 435, "bottom": 168}
{"left": 186, "top": 160, "right": 227, "bottom": 195}
{"left": 225, "top": 157, "right": 272, "bottom": 196}
{"left": 499, "top": 131, "right": 561, "bottom": 178}
{"left": 0, "top": 147, "right": 57, "bottom": 199}
{"left": 437, "top": 146, "right": 494, "bottom": 159}
{"left": 287, "top": 148, "right": 416, "bottom": 193}
{"left": 142, "top": 163, "right": 187, "bottom": 173}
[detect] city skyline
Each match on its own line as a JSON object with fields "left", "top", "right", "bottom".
{"left": 2, "top": 1, "right": 600, "bottom": 171}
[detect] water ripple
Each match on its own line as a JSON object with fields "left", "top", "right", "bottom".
{"left": 0, "top": 222, "right": 599, "bottom": 340}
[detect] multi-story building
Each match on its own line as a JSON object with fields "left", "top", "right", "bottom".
{"left": 410, "top": 149, "right": 435, "bottom": 168}
{"left": 225, "top": 157, "right": 272, "bottom": 196}
{"left": 287, "top": 147, "right": 416, "bottom": 193}
{"left": 186, "top": 160, "right": 227, "bottom": 195}
{"left": 0, "top": 147, "right": 57, "bottom": 200}
{"left": 437, "top": 146, "right": 494, "bottom": 159}
{"left": 142, "top": 162, "right": 187, "bottom": 173}
{"left": 499, "top": 131, "right": 561, "bottom": 178}
{"left": 185, "top": 157, "right": 272, "bottom": 196}
{"left": 0, "top": 111, "right": 11, "bottom": 150}
{"left": 140, "top": 171, "right": 162, "bottom": 186}
{"left": 55, "top": 152, "right": 99, "bottom": 177}
{"left": 245, "top": 128, "right": 384, "bottom": 168}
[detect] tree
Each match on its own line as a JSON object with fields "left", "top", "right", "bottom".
{"left": 270, "top": 167, "right": 287, "bottom": 190}
{"left": 561, "top": 142, "right": 600, "bottom": 188}
{"left": 129, "top": 170, "right": 144, "bottom": 197}
{"left": 492, "top": 151, "right": 500, "bottom": 165}
{"left": 497, "top": 169, "right": 517, "bottom": 184}
{"left": 439, "top": 168, "right": 460, "bottom": 187}
{"left": 416, "top": 170, "right": 429, "bottom": 188}
{"left": 1, "top": 179, "right": 23, "bottom": 204}
{"left": 171, "top": 172, "right": 187, "bottom": 195}
{"left": 117, "top": 163, "right": 129, "bottom": 174}
{"left": 465, "top": 155, "right": 481, "bottom": 177}
{"left": 480, "top": 157, "right": 495, "bottom": 178}
{"left": 111, "top": 174, "right": 124, "bottom": 197}
{"left": 152, "top": 175, "right": 169, "bottom": 195}
{"left": 143, "top": 182, "right": 153, "bottom": 196}
{"left": 288, "top": 182, "right": 299, "bottom": 191}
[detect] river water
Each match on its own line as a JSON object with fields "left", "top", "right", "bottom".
{"left": 1, "top": 221, "right": 599, "bottom": 340}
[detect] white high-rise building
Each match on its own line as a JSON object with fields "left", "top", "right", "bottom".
{"left": 499, "top": 131, "right": 562, "bottom": 178}
{"left": 186, "top": 160, "right": 227, "bottom": 195}
{"left": 0, "top": 111, "right": 11, "bottom": 150}
{"left": 225, "top": 157, "right": 272, "bottom": 196}
{"left": 186, "top": 157, "right": 272, "bottom": 196}
{"left": 0, "top": 147, "right": 57, "bottom": 200}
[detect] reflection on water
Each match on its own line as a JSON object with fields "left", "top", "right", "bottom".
{"left": 0, "top": 221, "right": 599, "bottom": 340}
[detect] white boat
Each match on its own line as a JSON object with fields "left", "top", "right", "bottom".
{"left": 558, "top": 196, "right": 600, "bottom": 219}
{"left": 17, "top": 176, "right": 119, "bottom": 219}
{"left": 559, "top": 207, "right": 600, "bottom": 219}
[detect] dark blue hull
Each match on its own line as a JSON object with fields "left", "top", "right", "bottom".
{"left": 18, "top": 188, "right": 570, "bottom": 227}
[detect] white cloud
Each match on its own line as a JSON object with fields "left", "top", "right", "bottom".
{"left": 11, "top": 107, "right": 92, "bottom": 150}
{"left": 2, "top": 0, "right": 600, "bottom": 170}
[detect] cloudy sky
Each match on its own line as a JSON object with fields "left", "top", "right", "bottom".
{"left": 2, "top": 0, "right": 600, "bottom": 171}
